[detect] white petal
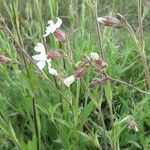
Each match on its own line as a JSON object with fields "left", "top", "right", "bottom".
{"left": 48, "top": 67, "right": 58, "bottom": 76}
{"left": 36, "top": 60, "right": 46, "bottom": 70}
{"left": 32, "top": 54, "right": 46, "bottom": 61}
{"left": 134, "top": 126, "right": 138, "bottom": 132}
{"left": 90, "top": 52, "right": 100, "bottom": 60}
{"left": 54, "top": 17, "right": 62, "bottom": 29}
{"left": 47, "top": 20, "right": 55, "bottom": 26}
{"left": 34, "top": 43, "right": 45, "bottom": 53}
{"left": 97, "top": 17, "right": 106, "bottom": 24}
{"left": 44, "top": 20, "right": 56, "bottom": 37}
{"left": 47, "top": 59, "right": 52, "bottom": 68}
{"left": 63, "top": 75, "right": 75, "bottom": 87}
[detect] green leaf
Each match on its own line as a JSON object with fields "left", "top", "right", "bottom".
{"left": 104, "top": 81, "right": 113, "bottom": 102}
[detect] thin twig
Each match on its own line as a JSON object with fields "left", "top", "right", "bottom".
{"left": 109, "top": 76, "right": 150, "bottom": 96}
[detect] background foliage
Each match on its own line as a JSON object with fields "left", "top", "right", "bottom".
{"left": 0, "top": 0, "right": 150, "bottom": 149}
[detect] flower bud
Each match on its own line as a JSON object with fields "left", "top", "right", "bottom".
{"left": 97, "top": 16, "right": 119, "bottom": 27}
{"left": 74, "top": 66, "right": 88, "bottom": 78}
{"left": 54, "top": 29, "right": 66, "bottom": 42}
{"left": 89, "top": 77, "right": 110, "bottom": 88}
{"left": 121, "top": 115, "right": 138, "bottom": 132}
{"left": 0, "top": 55, "right": 11, "bottom": 63}
{"left": 89, "top": 79, "right": 101, "bottom": 88}
{"left": 47, "top": 51, "right": 62, "bottom": 59}
{"left": 115, "top": 13, "right": 128, "bottom": 25}
{"left": 95, "top": 58, "right": 103, "bottom": 65}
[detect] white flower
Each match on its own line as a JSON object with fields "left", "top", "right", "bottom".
{"left": 44, "top": 17, "right": 62, "bottom": 37}
{"left": 32, "top": 43, "right": 47, "bottom": 70}
{"left": 48, "top": 68, "right": 58, "bottom": 76}
{"left": 47, "top": 59, "right": 58, "bottom": 76}
{"left": 63, "top": 75, "right": 75, "bottom": 87}
{"left": 90, "top": 52, "right": 100, "bottom": 61}
{"left": 32, "top": 43, "right": 58, "bottom": 76}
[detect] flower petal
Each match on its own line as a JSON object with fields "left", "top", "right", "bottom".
{"left": 47, "top": 59, "right": 52, "bottom": 68}
{"left": 36, "top": 60, "right": 46, "bottom": 70}
{"left": 97, "top": 17, "right": 106, "bottom": 24}
{"left": 44, "top": 20, "right": 56, "bottom": 37}
{"left": 90, "top": 52, "right": 100, "bottom": 60}
{"left": 34, "top": 43, "right": 45, "bottom": 53}
{"left": 55, "top": 17, "right": 62, "bottom": 29}
{"left": 63, "top": 75, "right": 75, "bottom": 87}
{"left": 48, "top": 67, "right": 58, "bottom": 76}
{"left": 47, "top": 20, "right": 55, "bottom": 26}
{"left": 32, "top": 54, "right": 46, "bottom": 61}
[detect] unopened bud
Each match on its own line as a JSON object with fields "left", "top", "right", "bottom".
{"left": 115, "top": 13, "right": 128, "bottom": 25}
{"left": 74, "top": 66, "right": 88, "bottom": 78}
{"left": 89, "top": 79, "right": 101, "bottom": 88}
{"left": 95, "top": 58, "right": 104, "bottom": 65}
{"left": 54, "top": 29, "right": 66, "bottom": 42}
{"left": 97, "top": 16, "right": 119, "bottom": 27}
{"left": 0, "top": 55, "right": 11, "bottom": 63}
{"left": 121, "top": 115, "right": 138, "bottom": 132}
{"left": 47, "top": 51, "right": 62, "bottom": 59}
{"left": 89, "top": 77, "right": 110, "bottom": 88}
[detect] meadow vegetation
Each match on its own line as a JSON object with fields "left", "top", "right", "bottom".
{"left": 0, "top": 0, "right": 150, "bottom": 149}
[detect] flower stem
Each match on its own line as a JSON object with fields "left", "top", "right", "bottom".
{"left": 32, "top": 96, "right": 40, "bottom": 150}
{"left": 122, "top": 6, "right": 150, "bottom": 89}
{"left": 137, "top": 0, "right": 150, "bottom": 89}
{"left": 109, "top": 76, "right": 150, "bottom": 96}
{"left": 93, "top": 0, "right": 104, "bottom": 59}
{"left": 59, "top": 42, "right": 66, "bottom": 70}
{"left": 53, "top": 76, "right": 63, "bottom": 111}
{"left": 98, "top": 83, "right": 108, "bottom": 150}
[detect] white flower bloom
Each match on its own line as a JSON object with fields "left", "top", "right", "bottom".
{"left": 32, "top": 43, "right": 47, "bottom": 70}
{"left": 34, "top": 43, "right": 46, "bottom": 52}
{"left": 48, "top": 68, "right": 58, "bottom": 76}
{"left": 32, "top": 43, "right": 58, "bottom": 76}
{"left": 44, "top": 17, "right": 62, "bottom": 37}
{"left": 90, "top": 52, "right": 100, "bottom": 61}
{"left": 47, "top": 60, "right": 58, "bottom": 76}
{"left": 63, "top": 75, "right": 75, "bottom": 87}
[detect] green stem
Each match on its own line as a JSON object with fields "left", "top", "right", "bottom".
{"left": 98, "top": 83, "right": 108, "bottom": 150}
{"left": 108, "top": 102, "right": 113, "bottom": 126}
{"left": 53, "top": 76, "right": 63, "bottom": 112}
{"left": 93, "top": 0, "right": 104, "bottom": 59}
{"left": 123, "top": 6, "right": 150, "bottom": 89}
{"left": 59, "top": 42, "right": 66, "bottom": 70}
{"left": 32, "top": 96, "right": 40, "bottom": 150}
{"left": 137, "top": 0, "right": 150, "bottom": 89}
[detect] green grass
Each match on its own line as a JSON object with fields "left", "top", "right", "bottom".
{"left": 0, "top": 0, "right": 150, "bottom": 149}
